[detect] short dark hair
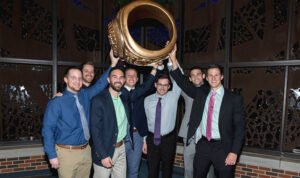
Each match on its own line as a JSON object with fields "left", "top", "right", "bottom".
{"left": 155, "top": 74, "right": 170, "bottom": 84}
{"left": 125, "top": 67, "right": 139, "bottom": 76}
{"left": 64, "top": 66, "right": 81, "bottom": 77}
{"left": 81, "top": 61, "right": 95, "bottom": 70}
{"left": 207, "top": 64, "right": 223, "bottom": 75}
{"left": 109, "top": 66, "right": 124, "bottom": 76}
{"left": 189, "top": 66, "right": 204, "bottom": 77}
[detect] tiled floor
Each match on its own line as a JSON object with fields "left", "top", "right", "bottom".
{"left": 1, "top": 160, "right": 184, "bottom": 178}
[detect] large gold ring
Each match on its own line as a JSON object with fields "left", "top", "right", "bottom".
{"left": 108, "top": 0, "right": 177, "bottom": 66}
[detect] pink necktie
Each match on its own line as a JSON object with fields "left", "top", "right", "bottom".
{"left": 206, "top": 91, "right": 216, "bottom": 141}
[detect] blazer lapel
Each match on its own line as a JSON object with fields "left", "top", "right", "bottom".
{"left": 105, "top": 89, "right": 118, "bottom": 123}
{"left": 219, "top": 90, "right": 229, "bottom": 126}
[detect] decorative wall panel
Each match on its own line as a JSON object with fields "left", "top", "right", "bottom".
{"left": 292, "top": 0, "right": 300, "bottom": 59}
{"left": 185, "top": 25, "right": 210, "bottom": 53}
{"left": 0, "top": 0, "right": 53, "bottom": 60}
{"left": 21, "top": 0, "right": 65, "bottom": 47}
{"left": 184, "top": 0, "right": 225, "bottom": 64}
{"left": 232, "top": 0, "right": 288, "bottom": 61}
{"left": 0, "top": 0, "right": 13, "bottom": 27}
{"left": 284, "top": 67, "right": 300, "bottom": 153}
{"left": 0, "top": 64, "right": 51, "bottom": 141}
{"left": 230, "top": 67, "right": 285, "bottom": 150}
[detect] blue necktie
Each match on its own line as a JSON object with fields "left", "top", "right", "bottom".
{"left": 74, "top": 95, "right": 90, "bottom": 141}
{"left": 154, "top": 97, "right": 162, "bottom": 145}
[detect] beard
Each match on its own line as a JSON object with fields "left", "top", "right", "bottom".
{"left": 83, "top": 75, "right": 93, "bottom": 83}
{"left": 110, "top": 82, "right": 123, "bottom": 92}
{"left": 67, "top": 85, "right": 81, "bottom": 93}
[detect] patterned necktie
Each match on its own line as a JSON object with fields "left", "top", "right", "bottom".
{"left": 206, "top": 91, "right": 216, "bottom": 141}
{"left": 74, "top": 95, "right": 90, "bottom": 141}
{"left": 154, "top": 97, "right": 162, "bottom": 145}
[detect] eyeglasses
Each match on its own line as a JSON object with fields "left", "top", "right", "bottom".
{"left": 157, "top": 83, "right": 169, "bottom": 87}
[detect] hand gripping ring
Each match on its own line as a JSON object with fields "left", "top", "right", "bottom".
{"left": 108, "top": 0, "right": 177, "bottom": 66}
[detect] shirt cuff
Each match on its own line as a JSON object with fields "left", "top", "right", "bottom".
{"left": 47, "top": 151, "right": 57, "bottom": 160}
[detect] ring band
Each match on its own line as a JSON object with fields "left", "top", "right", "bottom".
{"left": 108, "top": 0, "right": 177, "bottom": 66}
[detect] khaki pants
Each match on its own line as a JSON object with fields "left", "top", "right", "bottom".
{"left": 56, "top": 145, "right": 92, "bottom": 178}
{"left": 93, "top": 144, "right": 126, "bottom": 178}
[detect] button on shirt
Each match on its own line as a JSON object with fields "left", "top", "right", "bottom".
{"left": 197, "top": 86, "right": 224, "bottom": 142}
{"left": 42, "top": 68, "right": 110, "bottom": 159}
{"left": 111, "top": 94, "right": 128, "bottom": 142}
{"left": 144, "top": 79, "right": 181, "bottom": 136}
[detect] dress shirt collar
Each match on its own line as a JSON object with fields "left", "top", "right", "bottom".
{"left": 209, "top": 85, "right": 224, "bottom": 96}
{"left": 63, "top": 89, "right": 78, "bottom": 97}
{"left": 110, "top": 91, "right": 122, "bottom": 100}
{"left": 124, "top": 85, "right": 135, "bottom": 91}
{"left": 155, "top": 92, "right": 167, "bottom": 100}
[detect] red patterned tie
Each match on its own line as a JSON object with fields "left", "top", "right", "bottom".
{"left": 206, "top": 91, "right": 216, "bottom": 141}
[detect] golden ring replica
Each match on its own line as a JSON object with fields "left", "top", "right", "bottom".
{"left": 108, "top": 0, "right": 177, "bottom": 66}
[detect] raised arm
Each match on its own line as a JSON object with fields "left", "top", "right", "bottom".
{"left": 168, "top": 44, "right": 197, "bottom": 98}
{"left": 130, "top": 74, "right": 155, "bottom": 101}
{"left": 128, "top": 62, "right": 160, "bottom": 101}
{"left": 86, "top": 49, "right": 119, "bottom": 99}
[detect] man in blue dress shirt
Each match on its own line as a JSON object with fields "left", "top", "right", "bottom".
{"left": 42, "top": 50, "right": 119, "bottom": 178}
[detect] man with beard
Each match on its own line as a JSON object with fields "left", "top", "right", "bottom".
{"left": 90, "top": 67, "right": 131, "bottom": 178}
{"left": 178, "top": 66, "right": 215, "bottom": 178}
{"left": 42, "top": 50, "right": 119, "bottom": 178}
{"left": 54, "top": 62, "right": 95, "bottom": 96}
{"left": 81, "top": 61, "right": 95, "bottom": 88}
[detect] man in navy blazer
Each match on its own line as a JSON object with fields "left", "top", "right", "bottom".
{"left": 122, "top": 66, "right": 158, "bottom": 178}
{"left": 170, "top": 57, "right": 245, "bottom": 178}
{"left": 90, "top": 67, "right": 132, "bottom": 178}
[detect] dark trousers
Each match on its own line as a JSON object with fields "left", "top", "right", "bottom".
{"left": 194, "top": 137, "right": 234, "bottom": 178}
{"left": 146, "top": 131, "right": 176, "bottom": 178}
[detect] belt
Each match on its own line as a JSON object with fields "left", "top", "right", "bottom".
{"left": 201, "top": 136, "right": 221, "bottom": 143}
{"left": 57, "top": 143, "right": 89, "bottom": 150}
{"left": 114, "top": 140, "right": 124, "bottom": 148}
{"left": 133, "top": 128, "right": 138, "bottom": 132}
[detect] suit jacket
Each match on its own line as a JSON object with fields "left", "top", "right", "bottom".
{"left": 90, "top": 88, "right": 132, "bottom": 166}
{"left": 171, "top": 68, "right": 245, "bottom": 155}
{"left": 121, "top": 74, "right": 155, "bottom": 137}
{"left": 178, "top": 91, "right": 193, "bottom": 138}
